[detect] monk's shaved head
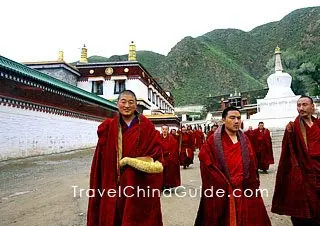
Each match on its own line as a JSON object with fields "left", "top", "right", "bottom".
{"left": 298, "top": 95, "right": 313, "bottom": 104}
{"left": 117, "top": 90, "right": 137, "bottom": 102}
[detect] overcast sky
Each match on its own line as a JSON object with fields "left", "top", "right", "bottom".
{"left": 1, "top": 0, "right": 319, "bottom": 63}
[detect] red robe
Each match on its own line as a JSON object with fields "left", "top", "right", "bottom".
{"left": 244, "top": 130, "right": 254, "bottom": 146}
{"left": 160, "top": 134, "right": 181, "bottom": 188}
{"left": 87, "top": 114, "right": 163, "bottom": 226}
{"left": 170, "top": 131, "right": 180, "bottom": 142}
{"left": 272, "top": 116, "right": 320, "bottom": 222}
{"left": 252, "top": 128, "right": 274, "bottom": 170}
{"left": 195, "top": 126, "right": 271, "bottom": 226}
{"left": 179, "top": 132, "right": 194, "bottom": 167}
{"left": 206, "top": 130, "right": 214, "bottom": 140}
{"left": 195, "top": 130, "right": 205, "bottom": 150}
{"left": 188, "top": 130, "right": 196, "bottom": 150}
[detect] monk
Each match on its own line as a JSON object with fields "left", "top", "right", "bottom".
{"left": 252, "top": 122, "right": 274, "bottom": 173}
{"left": 87, "top": 90, "right": 164, "bottom": 226}
{"left": 195, "top": 106, "right": 271, "bottom": 226}
{"left": 195, "top": 126, "right": 205, "bottom": 150}
{"left": 180, "top": 126, "right": 194, "bottom": 169}
{"left": 187, "top": 125, "right": 196, "bottom": 151}
{"left": 272, "top": 95, "right": 320, "bottom": 226}
{"left": 244, "top": 126, "right": 254, "bottom": 145}
{"left": 206, "top": 124, "right": 218, "bottom": 140}
{"left": 160, "top": 125, "right": 181, "bottom": 189}
{"left": 170, "top": 128, "right": 180, "bottom": 142}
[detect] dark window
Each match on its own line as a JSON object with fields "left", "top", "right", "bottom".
{"left": 91, "top": 81, "right": 103, "bottom": 95}
{"left": 230, "top": 97, "right": 241, "bottom": 107}
{"left": 114, "top": 80, "right": 126, "bottom": 94}
{"left": 152, "top": 92, "right": 156, "bottom": 104}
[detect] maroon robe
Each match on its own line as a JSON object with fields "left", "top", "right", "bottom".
{"left": 206, "top": 130, "right": 214, "bottom": 140}
{"left": 87, "top": 114, "right": 163, "bottom": 226}
{"left": 179, "top": 132, "right": 194, "bottom": 167}
{"left": 170, "top": 130, "right": 180, "bottom": 142}
{"left": 160, "top": 134, "right": 181, "bottom": 188}
{"left": 272, "top": 116, "right": 320, "bottom": 223}
{"left": 252, "top": 128, "right": 274, "bottom": 171}
{"left": 244, "top": 130, "right": 254, "bottom": 146}
{"left": 195, "top": 130, "right": 205, "bottom": 150}
{"left": 195, "top": 125, "right": 271, "bottom": 226}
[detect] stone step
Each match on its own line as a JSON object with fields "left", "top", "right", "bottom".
{"left": 270, "top": 131, "right": 285, "bottom": 136}
{"left": 271, "top": 134, "right": 285, "bottom": 138}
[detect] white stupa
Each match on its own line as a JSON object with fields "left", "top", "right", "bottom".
{"left": 244, "top": 46, "right": 300, "bottom": 130}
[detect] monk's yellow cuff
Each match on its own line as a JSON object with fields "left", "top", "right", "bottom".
{"left": 120, "top": 157, "right": 163, "bottom": 173}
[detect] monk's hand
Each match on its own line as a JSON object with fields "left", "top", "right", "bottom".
{"left": 286, "top": 121, "right": 294, "bottom": 133}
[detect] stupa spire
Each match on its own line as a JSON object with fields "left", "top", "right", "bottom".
{"left": 274, "top": 45, "right": 283, "bottom": 72}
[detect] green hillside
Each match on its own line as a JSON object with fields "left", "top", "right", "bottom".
{"left": 107, "top": 51, "right": 165, "bottom": 76}
{"left": 84, "top": 6, "right": 320, "bottom": 106}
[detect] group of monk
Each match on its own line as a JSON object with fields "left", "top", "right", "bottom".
{"left": 87, "top": 90, "right": 319, "bottom": 226}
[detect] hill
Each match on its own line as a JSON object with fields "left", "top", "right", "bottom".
{"left": 84, "top": 6, "right": 320, "bottom": 106}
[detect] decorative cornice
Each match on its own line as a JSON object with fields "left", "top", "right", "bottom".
{"left": 0, "top": 96, "right": 105, "bottom": 122}
{"left": 0, "top": 56, "right": 117, "bottom": 110}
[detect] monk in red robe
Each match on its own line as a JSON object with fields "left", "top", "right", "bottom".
{"left": 180, "top": 126, "right": 194, "bottom": 169}
{"left": 160, "top": 125, "right": 181, "bottom": 189}
{"left": 244, "top": 126, "right": 254, "bottom": 146}
{"left": 195, "top": 106, "right": 271, "bottom": 226}
{"left": 272, "top": 95, "right": 320, "bottom": 226}
{"left": 252, "top": 122, "right": 274, "bottom": 173}
{"left": 170, "top": 128, "right": 180, "bottom": 142}
{"left": 187, "top": 125, "right": 196, "bottom": 151}
{"left": 206, "top": 124, "right": 218, "bottom": 140}
{"left": 195, "top": 127, "right": 205, "bottom": 150}
{"left": 87, "top": 90, "right": 164, "bottom": 226}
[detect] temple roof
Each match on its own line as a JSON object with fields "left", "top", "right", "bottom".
{"left": 23, "top": 60, "right": 80, "bottom": 76}
{"left": 0, "top": 56, "right": 117, "bottom": 110}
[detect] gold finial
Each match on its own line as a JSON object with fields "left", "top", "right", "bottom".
{"left": 275, "top": 45, "right": 281, "bottom": 54}
{"left": 80, "top": 44, "right": 88, "bottom": 63}
{"left": 58, "top": 50, "right": 64, "bottom": 62}
{"left": 128, "top": 41, "right": 137, "bottom": 61}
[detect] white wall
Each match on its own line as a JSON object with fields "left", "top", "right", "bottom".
{"left": 127, "top": 79, "right": 148, "bottom": 100}
{"left": 77, "top": 78, "right": 173, "bottom": 111}
{"left": 77, "top": 81, "right": 91, "bottom": 93}
{"left": 0, "top": 105, "right": 101, "bottom": 161}
{"left": 105, "top": 80, "right": 116, "bottom": 99}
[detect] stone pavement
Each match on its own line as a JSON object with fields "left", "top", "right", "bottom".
{"left": 0, "top": 145, "right": 291, "bottom": 226}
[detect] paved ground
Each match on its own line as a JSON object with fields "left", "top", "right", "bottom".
{"left": 0, "top": 146, "right": 291, "bottom": 226}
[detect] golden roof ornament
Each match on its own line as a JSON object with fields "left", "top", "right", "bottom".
{"left": 275, "top": 45, "right": 281, "bottom": 54}
{"left": 80, "top": 44, "right": 88, "bottom": 63}
{"left": 58, "top": 50, "right": 64, "bottom": 62}
{"left": 128, "top": 41, "right": 137, "bottom": 61}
